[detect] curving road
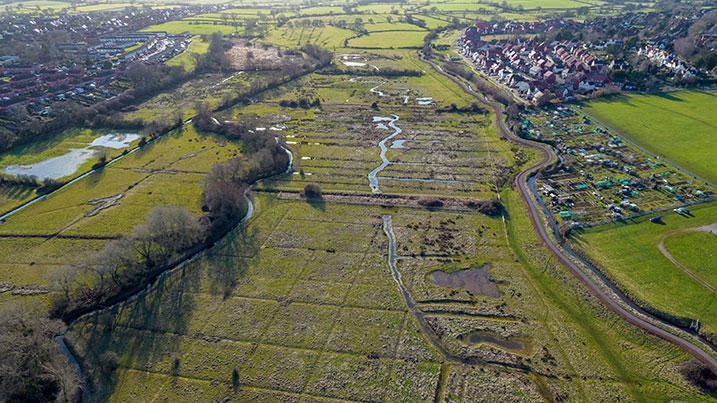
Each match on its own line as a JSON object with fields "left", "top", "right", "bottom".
{"left": 419, "top": 53, "right": 717, "bottom": 372}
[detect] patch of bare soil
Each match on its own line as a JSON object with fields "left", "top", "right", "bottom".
{"left": 0, "top": 282, "right": 15, "bottom": 294}
{"left": 86, "top": 193, "right": 123, "bottom": 217}
{"left": 11, "top": 285, "right": 50, "bottom": 296}
{"left": 226, "top": 40, "right": 303, "bottom": 71}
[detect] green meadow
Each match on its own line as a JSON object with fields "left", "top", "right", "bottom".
{"left": 165, "top": 38, "right": 210, "bottom": 72}
{"left": 573, "top": 202, "right": 717, "bottom": 337}
{"left": 664, "top": 231, "right": 717, "bottom": 288}
{"left": 0, "top": 125, "right": 243, "bottom": 301}
{"left": 582, "top": 91, "right": 717, "bottom": 185}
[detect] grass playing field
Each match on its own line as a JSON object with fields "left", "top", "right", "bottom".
{"left": 581, "top": 91, "right": 717, "bottom": 186}
{"left": 572, "top": 202, "right": 717, "bottom": 337}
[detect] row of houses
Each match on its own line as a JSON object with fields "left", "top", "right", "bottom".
{"left": 460, "top": 36, "right": 611, "bottom": 103}
{"left": 0, "top": 64, "right": 118, "bottom": 107}
{"left": 637, "top": 45, "right": 697, "bottom": 77}
{"left": 466, "top": 19, "right": 574, "bottom": 37}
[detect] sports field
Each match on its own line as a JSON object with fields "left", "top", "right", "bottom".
{"left": 582, "top": 91, "right": 717, "bottom": 185}
{"left": 573, "top": 202, "right": 717, "bottom": 337}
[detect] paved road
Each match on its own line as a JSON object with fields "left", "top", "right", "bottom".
{"left": 419, "top": 54, "right": 717, "bottom": 372}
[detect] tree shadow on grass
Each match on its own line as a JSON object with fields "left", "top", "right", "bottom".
{"left": 0, "top": 184, "right": 35, "bottom": 201}
{"left": 306, "top": 197, "right": 326, "bottom": 211}
{"left": 566, "top": 226, "right": 587, "bottom": 246}
{"left": 655, "top": 92, "right": 684, "bottom": 102}
{"left": 205, "top": 224, "right": 261, "bottom": 298}
{"left": 73, "top": 262, "right": 202, "bottom": 401}
{"left": 85, "top": 166, "right": 106, "bottom": 188}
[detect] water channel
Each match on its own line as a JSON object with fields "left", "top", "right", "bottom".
{"left": 55, "top": 143, "right": 294, "bottom": 402}
{"left": 368, "top": 115, "right": 401, "bottom": 193}
{"left": 382, "top": 214, "right": 478, "bottom": 364}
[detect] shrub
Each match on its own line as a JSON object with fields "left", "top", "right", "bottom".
{"left": 304, "top": 183, "right": 323, "bottom": 199}
{"left": 679, "top": 359, "right": 717, "bottom": 392}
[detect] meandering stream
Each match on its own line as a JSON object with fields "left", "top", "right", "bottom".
{"left": 368, "top": 115, "right": 401, "bottom": 193}
{"left": 56, "top": 143, "right": 294, "bottom": 401}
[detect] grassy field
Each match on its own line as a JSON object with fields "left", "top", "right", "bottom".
{"left": 664, "top": 231, "right": 717, "bottom": 288}
{"left": 0, "top": 125, "right": 243, "bottom": 302}
{"left": 348, "top": 31, "right": 427, "bottom": 49}
{"left": 65, "top": 175, "right": 709, "bottom": 401}
{"left": 264, "top": 24, "right": 353, "bottom": 48}
{"left": 165, "top": 38, "right": 210, "bottom": 72}
{"left": 140, "top": 20, "right": 240, "bottom": 36}
{"left": 68, "top": 197, "right": 445, "bottom": 402}
{"left": 0, "top": 2, "right": 713, "bottom": 400}
{"left": 0, "top": 128, "right": 134, "bottom": 173}
{"left": 572, "top": 202, "right": 717, "bottom": 336}
{"left": 501, "top": 188, "right": 701, "bottom": 401}
{"left": 581, "top": 91, "right": 717, "bottom": 185}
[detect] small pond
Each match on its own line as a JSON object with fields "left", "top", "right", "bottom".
{"left": 429, "top": 265, "right": 500, "bottom": 298}
{"left": 463, "top": 331, "right": 525, "bottom": 352}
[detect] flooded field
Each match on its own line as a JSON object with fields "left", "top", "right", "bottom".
{"left": 3, "top": 133, "right": 141, "bottom": 180}
{"left": 429, "top": 265, "right": 500, "bottom": 298}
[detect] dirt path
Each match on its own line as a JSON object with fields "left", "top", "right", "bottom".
{"left": 657, "top": 223, "right": 717, "bottom": 294}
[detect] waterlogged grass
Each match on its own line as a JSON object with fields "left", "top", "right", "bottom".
{"left": 0, "top": 237, "right": 105, "bottom": 287}
{"left": 62, "top": 178, "right": 710, "bottom": 402}
{"left": 0, "top": 124, "right": 246, "bottom": 300}
{"left": 68, "top": 197, "right": 444, "bottom": 401}
{"left": 122, "top": 73, "right": 251, "bottom": 123}
{"left": 0, "top": 127, "right": 135, "bottom": 171}
{"left": 0, "top": 168, "right": 150, "bottom": 236}
{"left": 581, "top": 91, "right": 717, "bottom": 185}
{"left": 573, "top": 202, "right": 717, "bottom": 336}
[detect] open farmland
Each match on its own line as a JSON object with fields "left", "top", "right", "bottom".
{"left": 140, "top": 20, "right": 241, "bottom": 36}
{"left": 264, "top": 24, "right": 355, "bottom": 49}
{"left": 348, "top": 31, "right": 427, "bottom": 49}
{"left": 571, "top": 202, "right": 717, "bottom": 339}
{"left": 59, "top": 47, "right": 711, "bottom": 401}
{"left": 1, "top": 1, "right": 715, "bottom": 401}
{"left": 581, "top": 91, "right": 717, "bottom": 186}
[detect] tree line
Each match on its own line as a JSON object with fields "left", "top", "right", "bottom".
{"left": 0, "top": 35, "right": 332, "bottom": 156}
{"left": 0, "top": 34, "right": 330, "bottom": 403}
{"left": 50, "top": 116, "right": 290, "bottom": 322}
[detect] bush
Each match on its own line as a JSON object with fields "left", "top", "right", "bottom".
{"left": 679, "top": 359, "right": 717, "bottom": 392}
{"left": 418, "top": 198, "right": 443, "bottom": 209}
{"left": 304, "top": 183, "right": 323, "bottom": 199}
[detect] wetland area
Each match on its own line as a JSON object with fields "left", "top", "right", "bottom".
{"left": 1, "top": 3, "right": 716, "bottom": 402}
